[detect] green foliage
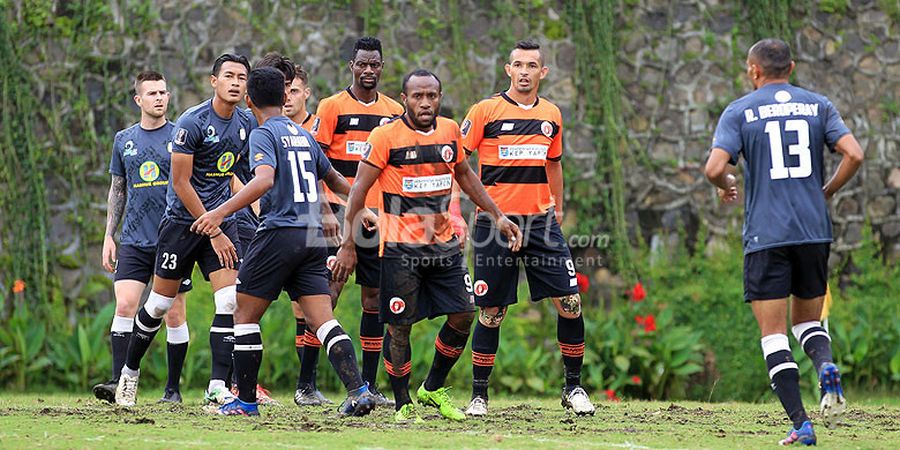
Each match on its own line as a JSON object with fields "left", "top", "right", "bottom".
{"left": 740, "top": 0, "right": 795, "bottom": 42}
{"left": 819, "top": 0, "right": 849, "bottom": 15}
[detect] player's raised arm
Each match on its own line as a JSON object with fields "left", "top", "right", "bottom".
{"left": 454, "top": 157, "right": 522, "bottom": 252}
{"left": 823, "top": 134, "right": 863, "bottom": 199}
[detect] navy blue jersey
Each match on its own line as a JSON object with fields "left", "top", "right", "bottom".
{"left": 234, "top": 108, "right": 261, "bottom": 232}
{"left": 711, "top": 83, "right": 851, "bottom": 254}
{"left": 164, "top": 99, "right": 254, "bottom": 224}
{"left": 250, "top": 116, "right": 331, "bottom": 231}
{"left": 109, "top": 122, "right": 175, "bottom": 247}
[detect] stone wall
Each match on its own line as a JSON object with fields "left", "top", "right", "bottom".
{"left": 5, "top": 0, "right": 898, "bottom": 304}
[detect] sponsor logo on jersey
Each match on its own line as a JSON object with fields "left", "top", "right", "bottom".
{"left": 401, "top": 174, "right": 453, "bottom": 193}
{"left": 346, "top": 141, "right": 368, "bottom": 155}
{"left": 349, "top": 117, "right": 360, "bottom": 127}
{"left": 311, "top": 117, "right": 321, "bottom": 134}
{"left": 254, "top": 152, "right": 264, "bottom": 162}
{"left": 473, "top": 280, "right": 488, "bottom": 296}
{"left": 501, "top": 122, "right": 514, "bottom": 131}
{"left": 204, "top": 125, "right": 219, "bottom": 144}
{"left": 540, "top": 121, "right": 553, "bottom": 137}
{"left": 441, "top": 145, "right": 454, "bottom": 163}
{"left": 139, "top": 161, "right": 160, "bottom": 182}
{"left": 389, "top": 297, "right": 406, "bottom": 314}
{"left": 498, "top": 144, "right": 549, "bottom": 160}
{"left": 460, "top": 119, "right": 472, "bottom": 137}
{"left": 217, "top": 151, "right": 235, "bottom": 172}
{"left": 123, "top": 140, "right": 137, "bottom": 157}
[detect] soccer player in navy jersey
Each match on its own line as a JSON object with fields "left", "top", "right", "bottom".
{"left": 706, "top": 39, "right": 863, "bottom": 446}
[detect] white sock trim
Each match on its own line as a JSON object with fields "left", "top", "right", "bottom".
{"left": 234, "top": 323, "right": 261, "bottom": 337}
{"left": 121, "top": 366, "right": 139, "bottom": 378}
{"left": 214, "top": 285, "right": 237, "bottom": 314}
{"left": 761, "top": 333, "right": 791, "bottom": 357}
{"left": 326, "top": 335, "right": 350, "bottom": 355}
{"left": 316, "top": 319, "right": 340, "bottom": 347}
{"left": 792, "top": 320, "right": 830, "bottom": 347}
{"left": 111, "top": 315, "right": 134, "bottom": 333}
{"left": 166, "top": 323, "right": 190, "bottom": 344}
{"left": 234, "top": 344, "right": 264, "bottom": 352}
{"left": 209, "top": 326, "right": 235, "bottom": 333}
{"left": 768, "top": 361, "right": 799, "bottom": 379}
{"left": 135, "top": 318, "right": 161, "bottom": 333}
{"left": 145, "top": 291, "right": 175, "bottom": 319}
{"left": 208, "top": 379, "right": 226, "bottom": 391}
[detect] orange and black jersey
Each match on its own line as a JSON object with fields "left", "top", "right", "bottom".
{"left": 461, "top": 92, "right": 563, "bottom": 216}
{"left": 313, "top": 88, "right": 404, "bottom": 207}
{"left": 298, "top": 112, "right": 317, "bottom": 132}
{"left": 363, "top": 116, "right": 464, "bottom": 258}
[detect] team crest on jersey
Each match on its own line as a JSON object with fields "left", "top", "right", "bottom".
{"left": 379, "top": 117, "right": 390, "bottom": 126}
{"left": 325, "top": 256, "right": 337, "bottom": 271}
{"left": 461, "top": 119, "right": 472, "bottom": 137}
{"left": 389, "top": 297, "right": 406, "bottom": 314}
{"left": 240, "top": 127, "right": 247, "bottom": 141}
{"left": 473, "top": 280, "right": 489, "bottom": 297}
{"left": 287, "top": 123, "right": 299, "bottom": 135}
{"left": 441, "top": 145, "right": 454, "bottom": 163}
{"left": 311, "top": 117, "right": 321, "bottom": 135}
{"left": 167, "top": 141, "right": 173, "bottom": 153}
{"left": 204, "top": 125, "right": 219, "bottom": 144}
{"left": 775, "top": 90, "right": 792, "bottom": 103}
{"left": 174, "top": 128, "right": 188, "bottom": 145}
{"left": 139, "top": 161, "right": 160, "bottom": 182}
{"left": 217, "top": 152, "right": 235, "bottom": 172}
{"left": 540, "top": 121, "right": 553, "bottom": 137}
{"left": 123, "top": 140, "right": 137, "bottom": 157}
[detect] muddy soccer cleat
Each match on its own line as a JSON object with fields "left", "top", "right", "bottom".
{"left": 416, "top": 383, "right": 466, "bottom": 421}
{"left": 255, "top": 384, "right": 279, "bottom": 406}
{"left": 294, "top": 382, "right": 325, "bottom": 406}
{"left": 779, "top": 420, "right": 816, "bottom": 446}
{"left": 92, "top": 380, "right": 117, "bottom": 404}
{"left": 819, "top": 363, "right": 846, "bottom": 429}
{"left": 338, "top": 384, "right": 376, "bottom": 417}
{"left": 214, "top": 398, "right": 260, "bottom": 416}
{"left": 204, "top": 385, "right": 236, "bottom": 406}
{"left": 464, "top": 396, "right": 488, "bottom": 417}
{"left": 157, "top": 388, "right": 182, "bottom": 404}
{"left": 368, "top": 385, "right": 394, "bottom": 407}
{"left": 394, "top": 403, "right": 425, "bottom": 424}
{"left": 115, "top": 372, "right": 140, "bottom": 407}
{"left": 561, "top": 385, "right": 596, "bottom": 416}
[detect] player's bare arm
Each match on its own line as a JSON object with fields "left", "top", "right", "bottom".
{"left": 453, "top": 157, "right": 523, "bottom": 252}
{"left": 333, "top": 160, "right": 381, "bottom": 282}
{"left": 546, "top": 159, "right": 565, "bottom": 223}
{"left": 704, "top": 148, "right": 738, "bottom": 203}
{"left": 823, "top": 134, "right": 863, "bottom": 199}
{"left": 231, "top": 166, "right": 261, "bottom": 216}
{"left": 192, "top": 165, "right": 275, "bottom": 235}
{"left": 102, "top": 174, "right": 126, "bottom": 272}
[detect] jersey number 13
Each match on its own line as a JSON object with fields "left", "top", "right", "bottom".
{"left": 764, "top": 120, "right": 812, "bottom": 180}
{"left": 287, "top": 150, "right": 318, "bottom": 203}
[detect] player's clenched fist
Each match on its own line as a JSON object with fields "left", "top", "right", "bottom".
{"left": 718, "top": 174, "right": 738, "bottom": 203}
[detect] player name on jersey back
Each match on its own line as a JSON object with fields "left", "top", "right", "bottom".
{"left": 744, "top": 102, "right": 820, "bottom": 122}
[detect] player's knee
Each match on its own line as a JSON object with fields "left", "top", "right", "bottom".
{"left": 553, "top": 293, "right": 582, "bottom": 319}
{"left": 214, "top": 285, "right": 237, "bottom": 315}
{"left": 291, "top": 301, "right": 305, "bottom": 319}
{"left": 115, "top": 302, "right": 139, "bottom": 318}
{"left": 478, "top": 306, "right": 507, "bottom": 328}
{"left": 145, "top": 291, "right": 175, "bottom": 319}
{"left": 449, "top": 311, "right": 474, "bottom": 331}
{"left": 360, "top": 288, "right": 379, "bottom": 310}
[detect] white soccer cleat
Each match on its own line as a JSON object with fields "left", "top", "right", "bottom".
{"left": 205, "top": 386, "right": 237, "bottom": 406}
{"left": 464, "top": 396, "right": 488, "bottom": 417}
{"left": 115, "top": 371, "right": 139, "bottom": 407}
{"left": 562, "top": 386, "right": 595, "bottom": 416}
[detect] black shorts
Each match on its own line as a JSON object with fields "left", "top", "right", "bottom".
{"left": 330, "top": 203, "right": 380, "bottom": 288}
{"left": 472, "top": 210, "right": 578, "bottom": 307}
{"left": 154, "top": 218, "right": 242, "bottom": 281}
{"left": 115, "top": 245, "right": 192, "bottom": 292}
{"left": 743, "top": 243, "right": 830, "bottom": 302}
{"left": 379, "top": 252, "right": 474, "bottom": 325}
{"left": 237, "top": 223, "right": 256, "bottom": 263}
{"left": 237, "top": 227, "right": 331, "bottom": 301}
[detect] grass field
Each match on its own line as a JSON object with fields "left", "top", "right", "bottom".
{"left": 0, "top": 391, "right": 897, "bottom": 449}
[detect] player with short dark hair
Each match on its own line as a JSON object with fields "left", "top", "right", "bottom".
{"left": 705, "top": 38, "right": 863, "bottom": 446}
{"left": 92, "top": 71, "right": 192, "bottom": 405}
{"left": 461, "top": 40, "right": 595, "bottom": 416}
{"left": 333, "top": 69, "right": 522, "bottom": 423}
{"left": 115, "top": 53, "right": 254, "bottom": 407}
{"left": 191, "top": 66, "right": 375, "bottom": 417}
{"left": 307, "top": 36, "right": 403, "bottom": 407}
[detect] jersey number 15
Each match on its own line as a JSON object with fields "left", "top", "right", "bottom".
{"left": 287, "top": 150, "right": 318, "bottom": 203}
{"left": 764, "top": 119, "right": 812, "bottom": 180}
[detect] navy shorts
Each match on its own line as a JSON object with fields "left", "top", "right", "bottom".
{"left": 115, "top": 245, "right": 192, "bottom": 293}
{"left": 472, "top": 210, "right": 578, "bottom": 308}
{"left": 237, "top": 227, "right": 331, "bottom": 301}
{"left": 330, "top": 203, "right": 380, "bottom": 288}
{"left": 237, "top": 223, "right": 257, "bottom": 264}
{"left": 154, "top": 218, "right": 242, "bottom": 281}
{"left": 379, "top": 251, "right": 474, "bottom": 325}
{"left": 744, "top": 243, "right": 830, "bottom": 302}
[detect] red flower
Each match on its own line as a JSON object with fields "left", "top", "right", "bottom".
{"left": 631, "top": 376, "right": 642, "bottom": 385}
{"left": 643, "top": 314, "right": 657, "bottom": 332}
{"left": 576, "top": 273, "right": 590, "bottom": 293}
{"left": 635, "top": 315, "right": 644, "bottom": 326}
{"left": 12, "top": 279, "right": 25, "bottom": 294}
{"left": 605, "top": 389, "right": 620, "bottom": 402}
{"left": 628, "top": 281, "right": 646, "bottom": 302}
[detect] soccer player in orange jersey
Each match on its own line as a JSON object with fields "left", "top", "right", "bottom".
{"left": 333, "top": 70, "right": 521, "bottom": 422}
{"left": 308, "top": 37, "right": 404, "bottom": 406}
{"left": 461, "top": 40, "right": 595, "bottom": 416}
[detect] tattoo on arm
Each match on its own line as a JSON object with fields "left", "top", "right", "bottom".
{"left": 105, "top": 175, "right": 126, "bottom": 237}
